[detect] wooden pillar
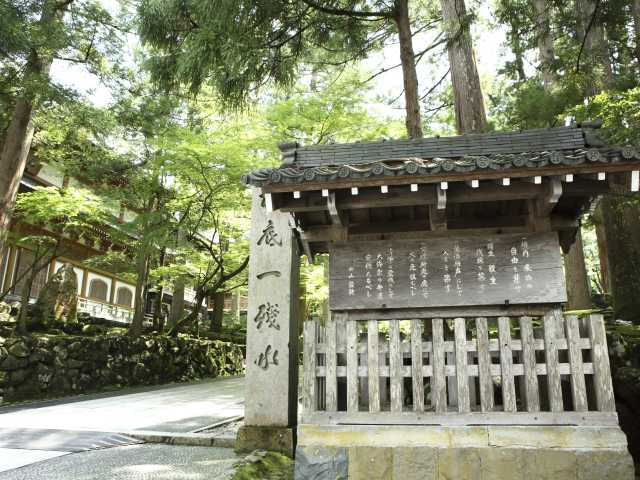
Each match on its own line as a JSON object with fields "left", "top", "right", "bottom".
{"left": 238, "top": 188, "right": 300, "bottom": 456}
{"left": 109, "top": 277, "right": 116, "bottom": 304}
{"left": 564, "top": 228, "right": 592, "bottom": 310}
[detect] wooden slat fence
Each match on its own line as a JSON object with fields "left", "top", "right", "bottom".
{"left": 301, "top": 311, "right": 618, "bottom": 426}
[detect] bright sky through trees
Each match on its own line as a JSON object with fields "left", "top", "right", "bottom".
{"left": 50, "top": 0, "right": 509, "bottom": 122}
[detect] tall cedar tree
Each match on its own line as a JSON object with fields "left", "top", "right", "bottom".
{"left": 137, "top": 0, "right": 431, "bottom": 138}
{"left": 439, "top": 0, "right": 487, "bottom": 134}
{"left": 574, "top": 0, "right": 640, "bottom": 321}
{"left": 0, "top": 0, "right": 122, "bottom": 253}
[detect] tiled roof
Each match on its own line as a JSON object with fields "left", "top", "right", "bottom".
{"left": 282, "top": 126, "right": 587, "bottom": 167}
{"left": 243, "top": 146, "right": 640, "bottom": 187}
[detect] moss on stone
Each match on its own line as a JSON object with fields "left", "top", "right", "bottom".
{"left": 232, "top": 452, "right": 293, "bottom": 480}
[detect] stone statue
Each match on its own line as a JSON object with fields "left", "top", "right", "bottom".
{"left": 32, "top": 263, "right": 78, "bottom": 325}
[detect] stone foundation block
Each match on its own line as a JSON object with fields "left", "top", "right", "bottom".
{"left": 294, "top": 446, "right": 347, "bottom": 480}
{"left": 348, "top": 447, "right": 393, "bottom": 480}
{"left": 438, "top": 447, "right": 482, "bottom": 480}
{"left": 576, "top": 449, "right": 635, "bottom": 480}
{"left": 392, "top": 446, "right": 437, "bottom": 480}
{"left": 235, "top": 425, "right": 294, "bottom": 457}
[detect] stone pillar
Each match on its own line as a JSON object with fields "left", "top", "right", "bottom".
{"left": 236, "top": 189, "right": 300, "bottom": 456}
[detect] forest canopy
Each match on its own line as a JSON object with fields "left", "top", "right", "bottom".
{"left": 1, "top": 0, "right": 640, "bottom": 334}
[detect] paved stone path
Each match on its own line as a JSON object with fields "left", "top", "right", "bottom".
{"left": 0, "top": 376, "right": 246, "bottom": 476}
{"left": 0, "top": 444, "right": 239, "bottom": 480}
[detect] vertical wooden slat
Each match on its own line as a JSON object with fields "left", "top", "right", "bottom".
{"left": 431, "top": 318, "right": 446, "bottom": 413}
{"left": 454, "top": 317, "right": 470, "bottom": 413}
{"left": 303, "top": 318, "right": 317, "bottom": 412}
{"left": 498, "top": 317, "right": 517, "bottom": 412}
{"left": 346, "top": 319, "right": 359, "bottom": 412}
{"left": 543, "top": 309, "right": 564, "bottom": 412}
{"left": 519, "top": 316, "right": 540, "bottom": 412}
{"left": 389, "top": 320, "right": 403, "bottom": 412}
{"left": 367, "top": 319, "right": 380, "bottom": 412}
{"left": 588, "top": 314, "right": 616, "bottom": 411}
{"left": 475, "top": 317, "right": 494, "bottom": 412}
{"left": 468, "top": 351, "right": 477, "bottom": 409}
{"left": 317, "top": 322, "right": 326, "bottom": 411}
{"left": 566, "top": 315, "right": 588, "bottom": 411}
{"left": 325, "top": 314, "right": 337, "bottom": 412}
{"left": 411, "top": 319, "right": 424, "bottom": 412}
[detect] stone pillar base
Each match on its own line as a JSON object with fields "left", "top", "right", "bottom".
{"left": 236, "top": 425, "right": 295, "bottom": 457}
{"left": 295, "top": 424, "right": 635, "bottom": 480}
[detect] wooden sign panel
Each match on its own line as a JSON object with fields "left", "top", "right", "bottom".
{"left": 329, "top": 232, "right": 567, "bottom": 310}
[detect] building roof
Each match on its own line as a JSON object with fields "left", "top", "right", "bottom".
{"left": 243, "top": 125, "right": 640, "bottom": 188}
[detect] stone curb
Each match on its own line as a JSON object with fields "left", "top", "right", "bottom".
{"left": 120, "top": 430, "right": 237, "bottom": 448}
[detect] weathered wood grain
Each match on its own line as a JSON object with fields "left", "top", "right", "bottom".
{"left": 543, "top": 309, "right": 564, "bottom": 412}
{"left": 454, "top": 318, "right": 470, "bottom": 413}
{"left": 325, "top": 315, "right": 337, "bottom": 412}
{"left": 518, "top": 316, "right": 540, "bottom": 412}
{"left": 345, "top": 317, "right": 359, "bottom": 412}
{"left": 566, "top": 315, "right": 588, "bottom": 412}
{"left": 389, "top": 320, "right": 403, "bottom": 412}
{"left": 588, "top": 314, "right": 616, "bottom": 412}
{"left": 411, "top": 319, "right": 424, "bottom": 412}
{"left": 316, "top": 360, "right": 595, "bottom": 379}
{"left": 367, "top": 319, "right": 380, "bottom": 413}
{"left": 301, "top": 411, "right": 620, "bottom": 427}
{"left": 475, "top": 317, "right": 494, "bottom": 412}
{"left": 431, "top": 318, "right": 447, "bottom": 413}
{"left": 498, "top": 317, "right": 517, "bottom": 412}
{"left": 303, "top": 319, "right": 317, "bottom": 412}
{"left": 329, "top": 232, "right": 567, "bottom": 310}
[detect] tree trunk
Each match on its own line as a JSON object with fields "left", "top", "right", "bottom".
{"left": 168, "top": 287, "right": 205, "bottom": 336}
{"left": 169, "top": 280, "right": 185, "bottom": 327}
{"left": 151, "top": 247, "right": 166, "bottom": 331}
{"left": 440, "top": 0, "right": 487, "bottom": 134}
{"left": 599, "top": 195, "right": 640, "bottom": 322}
{"left": 512, "top": 31, "right": 527, "bottom": 81}
{"left": 0, "top": 0, "right": 63, "bottom": 253}
{"left": 16, "top": 267, "right": 36, "bottom": 334}
{"left": 593, "top": 206, "right": 611, "bottom": 295}
{"left": 210, "top": 291, "right": 224, "bottom": 332}
{"left": 394, "top": 0, "right": 423, "bottom": 139}
{"left": 564, "top": 228, "right": 592, "bottom": 309}
{"left": 576, "top": 0, "right": 614, "bottom": 92}
{"left": 0, "top": 100, "right": 36, "bottom": 254}
{"left": 632, "top": 0, "right": 640, "bottom": 70}
{"left": 533, "top": 0, "right": 557, "bottom": 87}
{"left": 129, "top": 247, "right": 150, "bottom": 336}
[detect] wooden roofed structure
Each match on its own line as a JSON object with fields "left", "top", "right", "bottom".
{"left": 238, "top": 124, "right": 636, "bottom": 477}
{"left": 243, "top": 123, "right": 640, "bottom": 256}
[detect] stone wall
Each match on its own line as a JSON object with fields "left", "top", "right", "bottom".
{"left": 0, "top": 333, "right": 244, "bottom": 403}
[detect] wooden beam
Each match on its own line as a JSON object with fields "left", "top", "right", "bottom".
{"left": 429, "top": 205, "right": 447, "bottom": 231}
{"left": 527, "top": 199, "right": 551, "bottom": 233}
{"left": 277, "top": 183, "right": 550, "bottom": 213}
{"left": 275, "top": 178, "right": 606, "bottom": 214}
{"left": 300, "top": 214, "right": 576, "bottom": 244}
{"left": 436, "top": 183, "right": 447, "bottom": 210}
{"left": 534, "top": 177, "right": 562, "bottom": 217}
{"left": 327, "top": 192, "right": 344, "bottom": 227}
